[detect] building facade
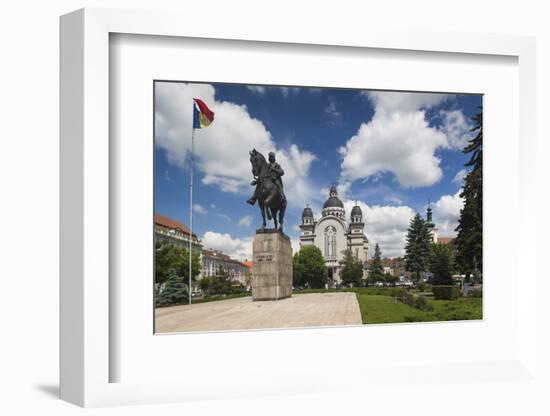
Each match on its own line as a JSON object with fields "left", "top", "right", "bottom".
{"left": 201, "top": 249, "right": 251, "bottom": 286}
{"left": 299, "top": 185, "right": 368, "bottom": 285}
{"left": 154, "top": 214, "right": 203, "bottom": 255}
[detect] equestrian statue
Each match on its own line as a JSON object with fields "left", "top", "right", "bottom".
{"left": 247, "top": 149, "right": 287, "bottom": 232}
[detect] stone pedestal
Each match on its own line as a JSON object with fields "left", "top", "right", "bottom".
{"left": 251, "top": 229, "right": 293, "bottom": 301}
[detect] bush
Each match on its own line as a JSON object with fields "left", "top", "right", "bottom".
{"left": 413, "top": 295, "right": 433, "bottom": 311}
{"left": 417, "top": 281, "right": 426, "bottom": 292}
{"left": 468, "top": 288, "right": 483, "bottom": 298}
{"left": 432, "top": 285, "right": 460, "bottom": 300}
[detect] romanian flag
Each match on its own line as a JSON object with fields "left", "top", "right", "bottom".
{"left": 193, "top": 98, "right": 215, "bottom": 129}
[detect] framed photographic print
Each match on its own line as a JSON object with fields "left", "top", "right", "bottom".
{"left": 60, "top": 8, "right": 538, "bottom": 408}
{"left": 152, "top": 80, "right": 483, "bottom": 335}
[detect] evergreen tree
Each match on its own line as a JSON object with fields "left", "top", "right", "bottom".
{"left": 429, "top": 243, "right": 454, "bottom": 285}
{"left": 368, "top": 243, "right": 384, "bottom": 283}
{"left": 455, "top": 111, "right": 483, "bottom": 275}
{"left": 156, "top": 269, "right": 189, "bottom": 306}
{"left": 339, "top": 250, "right": 364, "bottom": 287}
{"left": 292, "top": 245, "right": 327, "bottom": 289}
{"left": 404, "top": 213, "right": 432, "bottom": 281}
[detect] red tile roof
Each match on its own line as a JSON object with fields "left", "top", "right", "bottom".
{"left": 154, "top": 214, "right": 198, "bottom": 240}
{"left": 242, "top": 261, "right": 253, "bottom": 269}
{"left": 437, "top": 237, "right": 455, "bottom": 245}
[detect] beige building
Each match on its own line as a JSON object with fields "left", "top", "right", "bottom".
{"left": 299, "top": 185, "right": 368, "bottom": 285}
{"left": 201, "top": 249, "right": 251, "bottom": 286}
{"left": 154, "top": 214, "right": 203, "bottom": 255}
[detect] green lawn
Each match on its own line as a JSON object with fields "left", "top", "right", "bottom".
{"left": 355, "top": 292, "right": 482, "bottom": 324}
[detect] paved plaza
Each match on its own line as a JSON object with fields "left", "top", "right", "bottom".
{"left": 155, "top": 292, "right": 362, "bottom": 333}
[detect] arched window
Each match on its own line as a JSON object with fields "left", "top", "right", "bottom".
{"left": 324, "top": 226, "right": 337, "bottom": 258}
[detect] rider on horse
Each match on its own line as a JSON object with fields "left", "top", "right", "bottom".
{"left": 247, "top": 151, "right": 286, "bottom": 206}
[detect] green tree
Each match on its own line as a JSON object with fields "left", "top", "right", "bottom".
{"left": 455, "top": 111, "right": 483, "bottom": 276}
{"left": 292, "top": 251, "right": 306, "bottom": 288}
{"left": 339, "top": 250, "right": 363, "bottom": 287}
{"left": 155, "top": 242, "right": 201, "bottom": 286}
{"left": 368, "top": 243, "right": 384, "bottom": 283}
{"left": 404, "top": 213, "right": 432, "bottom": 281}
{"left": 429, "top": 243, "right": 454, "bottom": 285}
{"left": 156, "top": 269, "right": 189, "bottom": 307}
{"left": 199, "top": 266, "right": 235, "bottom": 296}
{"left": 292, "top": 245, "right": 327, "bottom": 289}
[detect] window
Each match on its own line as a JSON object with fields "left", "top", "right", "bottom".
{"left": 324, "top": 226, "right": 336, "bottom": 258}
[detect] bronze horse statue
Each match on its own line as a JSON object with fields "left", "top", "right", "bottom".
{"left": 248, "top": 149, "right": 287, "bottom": 232}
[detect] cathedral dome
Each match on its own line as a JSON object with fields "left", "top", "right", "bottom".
{"left": 323, "top": 185, "right": 344, "bottom": 209}
{"left": 302, "top": 206, "right": 313, "bottom": 219}
{"left": 351, "top": 205, "right": 362, "bottom": 217}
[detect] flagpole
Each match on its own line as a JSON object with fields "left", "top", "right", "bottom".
{"left": 189, "top": 126, "right": 195, "bottom": 305}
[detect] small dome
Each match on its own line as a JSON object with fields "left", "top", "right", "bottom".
{"left": 302, "top": 206, "right": 313, "bottom": 219}
{"left": 351, "top": 205, "right": 362, "bottom": 217}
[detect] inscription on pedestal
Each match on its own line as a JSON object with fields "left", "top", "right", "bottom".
{"left": 255, "top": 254, "right": 273, "bottom": 263}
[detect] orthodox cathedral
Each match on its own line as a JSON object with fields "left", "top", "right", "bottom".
{"left": 299, "top": 185, "right": 369, "bottom": 285}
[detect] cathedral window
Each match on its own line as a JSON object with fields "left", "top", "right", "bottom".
{"left": 324, "top": 226, "right": 336, "bottom": 258}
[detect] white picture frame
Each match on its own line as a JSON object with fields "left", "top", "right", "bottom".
{"left": 60, "top": 8, "right": 537, "bottom": 408}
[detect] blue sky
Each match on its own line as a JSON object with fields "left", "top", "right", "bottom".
{"left": 155, "top": 82, "right": 482, "bottom": 259}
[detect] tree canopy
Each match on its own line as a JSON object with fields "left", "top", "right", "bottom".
{"left": 155, "top": 241, "right": 201, "bottom": 286}
{"left": 293, "top": 245, "right": 327, "bottom": 289}
{"left": 198, "top": 266, "right": 236, "bottom": 296}
{"left": 429, "top": 243, "right": 455, "bottom": 285}
{"left": 339, "top": 249, "right": 364, "bottom": 287}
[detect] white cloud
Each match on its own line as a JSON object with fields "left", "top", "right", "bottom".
{"left": 216, "top": 213, "right": 231, "bottom": 222}
{"left": 340, "top": 91, "right": 477, "bottom": 189}
{"left": 363, "top": 91, "right": 449, "bottom": 113}
{"left": 440, "top": 110, "right": 474, "bottom": 150}
{"left": 202, "top": 231, "right": 253, "bottom": 261}
{"left": 279, "top": 87, "right": 300, "bottom": 98}
{"left": 192, "top": 204, "right": 207, "bottom": 214}
{"left": 238, "top": 215, "right": 253, "bottom": 227}
{"left": 210, "top": 203, "right": 217, "bottom": 209}
{"left": 339, "top": 110, "right": 447, "bottom": 188}
{"left": 246, "top": 85, "right": 266, "bottom": 95}
{"left": 290, "top": 238, "right": 301, "bottom": 254}
{"left": 343, "top": 200, "right": 416, "bottom": 258}
{"left": 155, "top": 82, "right": 317, "bottom": 207}
{"left": 432, "top": 191, "right": 464, "bottom": 237}
{"left": 453, "top": 168, "right": 467, "bottom": 185}
{"left": 323, "top": 97, "right": 341, "bottom": 125}
{"left": 384, "top": 195, "right": 404, "bottom": 205}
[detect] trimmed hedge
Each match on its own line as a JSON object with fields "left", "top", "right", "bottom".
{"left": 432, "top": 285, "right": 460, "bottom": 300}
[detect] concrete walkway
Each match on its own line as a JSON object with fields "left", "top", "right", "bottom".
{"left": 155, "top": 292, "right": 362, "bottom": 333}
